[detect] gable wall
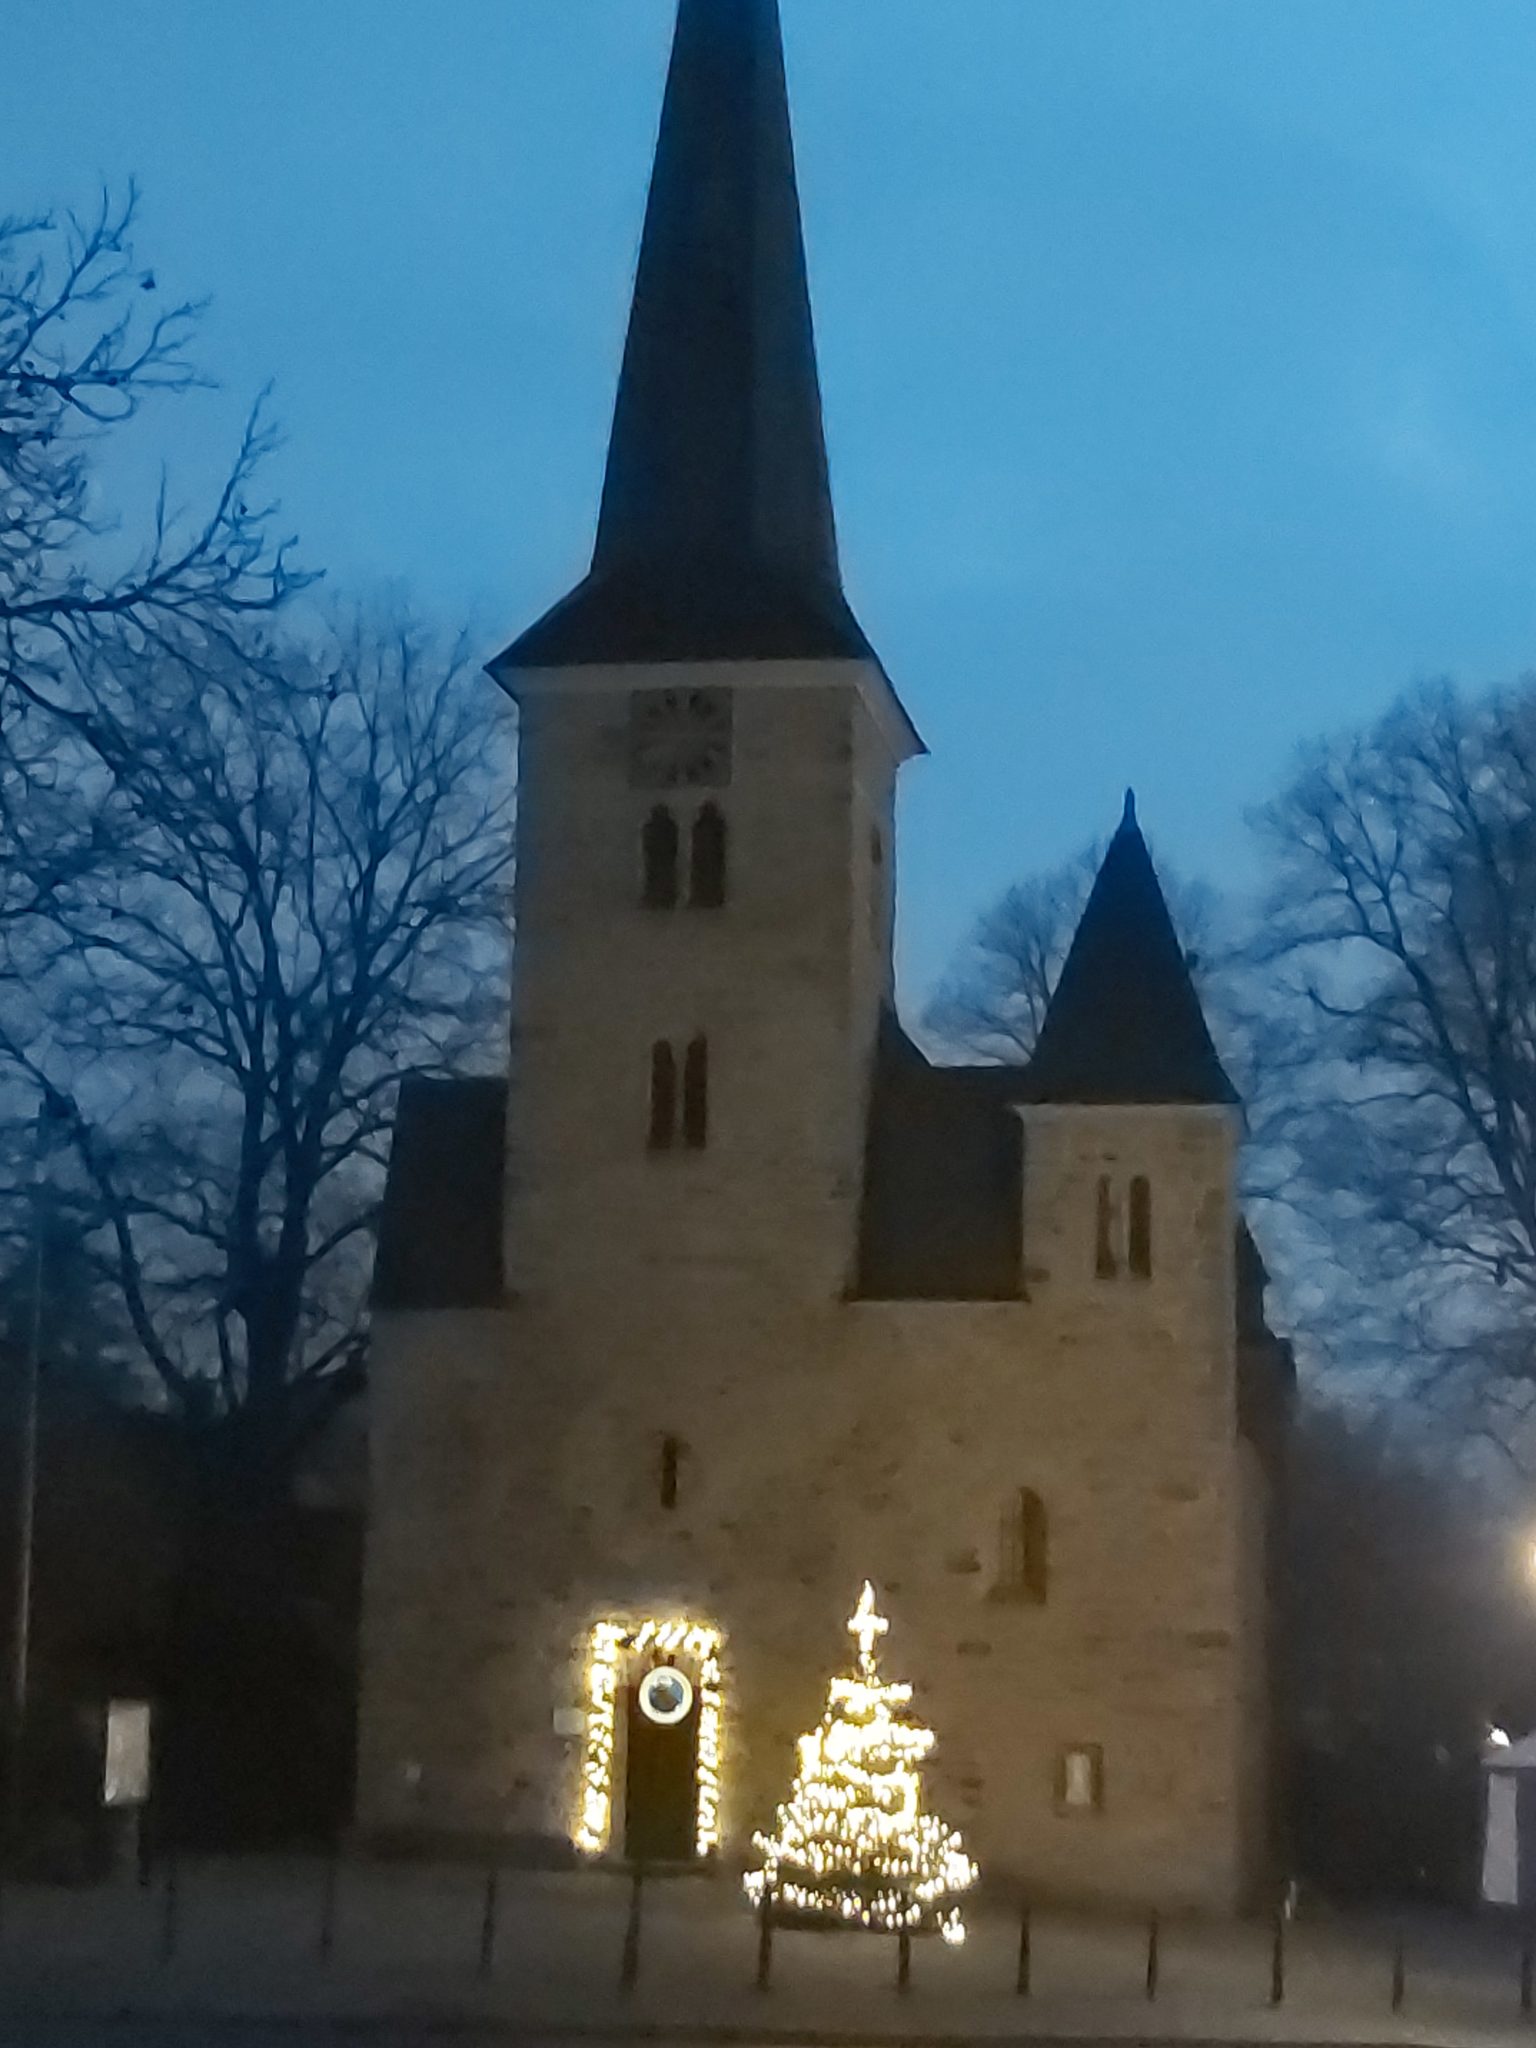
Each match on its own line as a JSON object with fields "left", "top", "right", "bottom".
{"left": 358, "top": 1105, "right": 1266, "bottom": 1910}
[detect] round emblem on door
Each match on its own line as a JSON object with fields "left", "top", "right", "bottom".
{"left": 638, "top": 1666, "right": 694, "bottom": 1726}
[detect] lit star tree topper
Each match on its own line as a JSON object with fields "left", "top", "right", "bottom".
{"left": 744, "top": 1582, "right": 978, "bottom": 1945}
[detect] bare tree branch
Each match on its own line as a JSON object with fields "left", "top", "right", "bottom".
{"left": 1254, "top": 677, "right": 1536, "bottom": 1448}
{"left": 0, "top": 613, "right": 513, "bottom": 1454}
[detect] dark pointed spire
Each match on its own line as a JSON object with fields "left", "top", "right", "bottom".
{"left": 496, "top": 0, "right": 873, "bottom": 673}
{"left": 1021, "top": 804, "right": 1238, "bottom": 1106}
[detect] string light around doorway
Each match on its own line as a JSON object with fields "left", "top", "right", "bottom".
{"left": 576, "top": 1617, "right": 723, "bottom": 1859}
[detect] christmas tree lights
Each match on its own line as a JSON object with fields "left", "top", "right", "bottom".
{"left": 744, "top": 1583, "right": 978, "bottom": 1945}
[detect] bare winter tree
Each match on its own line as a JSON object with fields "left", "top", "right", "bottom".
{"left": 0, "top": 189, "right": 299, "bottom": 676}
{"left": 0, "top": 184, "right": 307, "bottom": 1378}
{"left": 0, "top": 188, "right": 506, "bottom": 1832}
{"left": 0, "top": 616, "right": 513, "bottom": 1465}
{"left": 1283, "top": 1395, "right": 1528, "bottom": 1897}
{"left": 923, "top": 847, "right": 1103, "bottom": 1062}
{"left": 1255, "top": 678, "right": 1536, "bottom": 1448}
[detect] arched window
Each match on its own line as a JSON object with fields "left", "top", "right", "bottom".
{"left": 1094, "top": 1176, "right": 1117, "bottom": 1279}
{"left": 1128, "top": 1176, "right": 1152, "bottom": 1278}
{"left": 690, "top": 804, "right": 727, "bottom": 909}
{"left": 682, "top": 1035, "right": 709, "bottom": 1150}
{"left": 642, "top": 806, "right": 679, "bottom": 909}
{"left": 997, "top": 1489, "right": 1049, "bottom": 1604}
{"left": 660, "top": 1434, "right": 682, "bottom": 1510}
{"left": 648, "top": 1041, "right": 676, "bottom": 1151}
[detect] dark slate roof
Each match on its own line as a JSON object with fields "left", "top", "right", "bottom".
{"left": 856, "top": 1014, "right": 1026, "bottom": 1301}
{"left": 494, "top": 0, "right": 874, "bottom": 674}
{"left": 1020, "top": 795, "right": 1239, "bottom": 1107}
{"left": 372, "top": 1077, "right": 507, "bottom": 1311}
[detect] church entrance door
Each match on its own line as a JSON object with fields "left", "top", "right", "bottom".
{"left": 623, "top": 1660, "right": 700, "bottom": 1863}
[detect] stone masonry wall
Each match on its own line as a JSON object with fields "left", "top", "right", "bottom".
{"left": 357, "top": 1103, "right": 1263, "bottom": 1909}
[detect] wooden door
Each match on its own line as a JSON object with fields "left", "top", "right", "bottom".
{"left": 623, "top": 1663, "right": 699, "bottom": 1863}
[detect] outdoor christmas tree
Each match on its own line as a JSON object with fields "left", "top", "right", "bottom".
{"left": 744, "top": 1583, "right": 978, "bottom": 1945}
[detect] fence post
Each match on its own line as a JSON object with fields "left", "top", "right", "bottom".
{"left": 897, "top": 1928, "right": 912, "bottom": 1993}
{"left": 755, "top": 1887, "right": 774, "bottom": 1991}
{"left": 1016, "top": 1901, "right": 1031, "bottom": 1996}
{"left": 1522, "top": 1924, "right": 1534, "bottom": 2016}
{"left": 318, "top": 1848, "right": 339, "bottom": 1964}
{"left": 619, "top": 1863, "right": 644, "bottom": 1993}
{"left": 1391, "top": 1930, "right": 1406, "bottom": 2014}
{"left": 478, "top": 1867, "right": 500, "bottom": 1980}
{"left": 159, "top": 1851, "right": 180, "bottom": 1966}
{"left": 1145, "top": 1909, "right": 1160, "bottom": 2001}
{"left": 137, "top": 1794, "right": 159, "bottom": 1890}
{"left": 1269, "top": 1900, "right": 1285, "bottom": 2007}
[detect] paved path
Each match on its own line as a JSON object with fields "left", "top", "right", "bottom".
{"left": 0, "top": 2032, "right": 575, "bottom": 2046}
{"left": 0, "top": 2034, "right": 1511, "bottom": 2048}
{"left": 0, "top": 1859, "right": 1529, "bottom": 2048}
{"left": 0, "top": 2032, "right": 765, "bottom": 2048}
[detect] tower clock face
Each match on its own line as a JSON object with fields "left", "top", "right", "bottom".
{"left": 628, "top": 687, "right": 733, "bottom": 789}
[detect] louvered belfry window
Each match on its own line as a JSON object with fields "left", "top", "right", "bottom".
{"left": 642, "top": 805, "right": 680, "bottom": 909}
{"left": 690, "top": 803, "right": 727, "bottom": 908}
{"left": 682, "top": 1035, "right": 709, "bottom": 1150}
{"left": 648, "top": 1041, "right": 677, "bottom": 1150}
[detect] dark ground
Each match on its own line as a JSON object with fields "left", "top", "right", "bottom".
{"left": 1, "top": 2031, "right": 528, "bottom": 2047}
{"left": 0, "top": 2031, "right": 1409, "bottom": 2048}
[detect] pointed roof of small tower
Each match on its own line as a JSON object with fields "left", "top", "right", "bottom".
{"left": 495, "top": 0, "right": 874, "bottom": 674}
{"left": 1020, "top": 793, "right": 1239, "bottom": 1106}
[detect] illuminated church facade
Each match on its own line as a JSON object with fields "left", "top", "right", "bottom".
{"left": 358, "top": 0, "right": 1291, "bottom": 1912}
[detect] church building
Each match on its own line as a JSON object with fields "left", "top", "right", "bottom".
{"left": 359, "top": 0, "right": 1292, "bottom": 1912}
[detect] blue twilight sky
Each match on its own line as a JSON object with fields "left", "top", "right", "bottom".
{"left": 9, "top": 0, "right": 1536, "bottom": 998}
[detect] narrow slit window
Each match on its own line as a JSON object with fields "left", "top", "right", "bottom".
{"left": 1094, "top": 1175, "right": 1117, "bottom": 1278}
{"left": 660, "top": 1435, "right": 681, "bottom": 1510}
{"left": 648, "top": 1041, "right": 676, "bottom": 1151}
{"left": 997, "top": 1489, "right": 1049, "bottom": 1604}
{"left": 642, "top": 806, "right": 680, "bottom": 909}
{"left": 690, "top": 804, "right": 728, "bottom": 909}
{"left": 682, "top": 1035, "right": 709, "bottom": 1150}
{"left": 869, "top": 827, "right": 886, "bottom": 945}
{"left": 1128, "top": 1176, "right": 1152, "bottom": 1278}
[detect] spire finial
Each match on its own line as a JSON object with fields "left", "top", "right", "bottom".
{"left": 1121, "top": 788, "right": 1138, "bottom": 830}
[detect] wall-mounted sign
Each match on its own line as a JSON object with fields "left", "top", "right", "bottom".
{"left": 1056, "top": 1743, "right": 1105, "bottom": 1815}
{"left": 103, "top": 1699, "right": 152, "bottom": 1809}
{"left": 637, "top": 1666, "right": 693, "bottom": 1727}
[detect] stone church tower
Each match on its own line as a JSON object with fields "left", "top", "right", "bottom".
{"left": 359, "top": 0, "right": 1291, "bottom": 1911}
